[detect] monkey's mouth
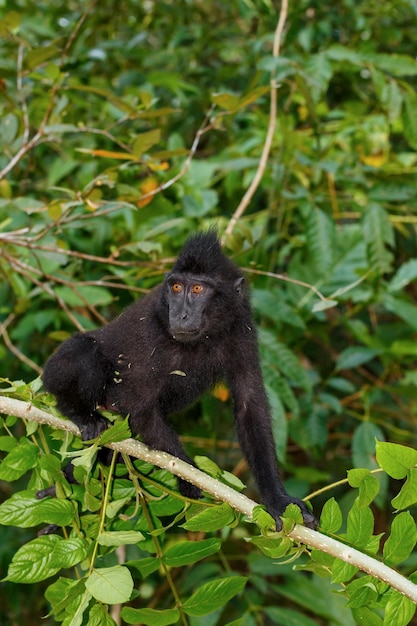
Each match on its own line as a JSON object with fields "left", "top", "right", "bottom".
{"left": 171, "top": 330, "right": 201, "bottom": 342}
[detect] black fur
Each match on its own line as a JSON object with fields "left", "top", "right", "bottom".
{"left": 43, "top": 231, "right": 316, "bottom": 530}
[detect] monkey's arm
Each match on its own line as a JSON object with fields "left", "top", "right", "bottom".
{"left": 228, "top": 366, "right": 317, "bottom": 531}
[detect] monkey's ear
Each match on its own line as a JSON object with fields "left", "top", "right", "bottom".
{"left": 234, "top": 277, "right": 245, "bottom": 295}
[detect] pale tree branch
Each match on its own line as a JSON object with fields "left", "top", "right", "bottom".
{"left": 1, "top": 395, "right": 417, "bottom": 604}
{"left": 223, "top": 0, "right": 289, "bottom": 242}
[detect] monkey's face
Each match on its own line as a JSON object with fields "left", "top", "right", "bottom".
{"left": 166, "top": 273, "right": 216, "bottom": 342}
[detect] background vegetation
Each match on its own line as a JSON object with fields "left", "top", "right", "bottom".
{"left": 1, "top": 0, "right": 417, "bottom": 624}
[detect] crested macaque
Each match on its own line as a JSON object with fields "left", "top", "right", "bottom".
{"left": 43, "top": 231, "right": 316, "bottom": 530}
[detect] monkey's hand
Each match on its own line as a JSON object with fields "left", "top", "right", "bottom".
{"left": 274, "top": 496, "right": 317, "bottom": 532}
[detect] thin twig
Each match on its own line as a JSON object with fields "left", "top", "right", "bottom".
{"left": 0, "top": 315, "right": 43, "bottom": 375}
{"left": 223, "top": 0, "right": 289, "bottom": 241}
{"left": 245, "top": 267, "right": 329, "bottom": 302}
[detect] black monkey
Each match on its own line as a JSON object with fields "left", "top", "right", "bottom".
{"left": 42, "top": 231, "right": 316, "bottom": 530}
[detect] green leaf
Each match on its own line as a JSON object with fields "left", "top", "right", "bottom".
{"left": 54, "top": 285, "right": 113, "bottom": 307}
{"left": 133, "top": 129, "right": 161, "bottom": 157}
{"left": 383, "top": 294, "right": 417, "bottom": 332}
{"left": 335, "top": 346, "right": 380, "bottom": 371}
{"left": 351, "top": 607, "right": 383, "bottom": 626}
{"left": 250, "top": 535, "right": 293, "bottom": 559}
{"left": 383, "top": 512, "right": 417, "bottom": 564}
{"left": 392, "top": 469, "right": 417, "bottom": 510}
{"left": 195, "top": 455, "right": 222, "bottom": 478}
{"left": 182, "top": 502, "right": 235, "bottom": 532}
{"left": 97, "top": 530, "right": 145, "bottom": 546}
{"left": 384, "top": 590, "right": 416, "bottom": 626}
{"left": 345, "top": 500, "right": 374, "bottom": 548}
{"left": 88, "top": 603, "right": 117, "bottom": 626}
{"left": 85, "top": 566, "right": 133, "bottom": 604}
{"left": 319, "top": 498, "right": 342, "bottom": 534}
{"left": 388, "top": 259, "right": 417, "bottom": 292}
{"left": 375, "top": 441, "right": 417, "bottom": 479}
{"left": 346, "top": 579, "right": 378, "bottom": 608}
{"left": 182, "top": 576, "right": 247, "bottom": 616}
{"left": 98, "top": 418, "right": 131, "bottom": 445}
{"left": 163, "top": 538, "right": 221, "bottom": 567}
{"left": 50, "top": 537, "right": 88, "bottom": 569}
{"left": 26, "top": 45, "right": 59, "bottom": 69}
{"left": 0, "top": 492, "right": 75, "bottom": 527}
{"left": 128, "top": 556, "right": 161, "bottom": 578}
{"left": 265, "top": 606, "right": 321, "bottom": 626}
{"left": 121, "top": 607, "right": 180, "bottom": 626}
{"left": 362, "top": 203, "right": 394, "bottom": 274}
{"left": 5, "top": 535, "right": 62, "bottom": 583}
{"left": 306, "top": 208, "right": 335, "bottom": 275}
{"left": 371, "top": 53, "right": 417, "bottom": 76}
{"left": 348, "top": 469, "right": 380, "bottom": 507}
{"left": 331, "top": 558, "right": 358, "bottom": 584}
{"left": 0, "top": 441, "right": 38, "bottom": 481}
{"left": 403, "top": 92, "right": 417, "bottom": 150}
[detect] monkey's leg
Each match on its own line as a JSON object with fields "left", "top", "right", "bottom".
{"left": 130, "top": 411, "right": 202, "bottom": 500}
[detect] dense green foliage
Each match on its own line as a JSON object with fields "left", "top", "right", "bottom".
{"left": 1, "top": 0, "right": 417, "bottom": 624}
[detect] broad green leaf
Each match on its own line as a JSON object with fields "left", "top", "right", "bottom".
{"left": 346, "top": 580, "right": 378, "bottom": 608}
{"left": 5, "top": 535, "right": 62, "bottom": 583}
{"left": 211, "top": 92, "right": 242, "bottom": 111}
{"left": 362, "top": 203, "right": 394, "bottom": 274}
{"left": 127, "top": 556, "right": 161, "bottom": 578}
{"left": 98, "top": 418, "right": 131, "bottom": 445}
{"left": 26, "top": 45, "right": 59, "bottom": 69}
{"left": 383, "top": 512, "right": 417, "bottom": 564}
{"left": 345, "top": 500, "right": 374, "bottom": 548}
{"left": 375, "top": 441, "right": 417, "bottom": 479}
{"left": 0, "top": 440, "right": 38, "bottom": 481}
{"left": 85, "top": 566, "right": 133, "bottom": 604}
{"left": 54, "top": 285, "right": 113, "bottom": 307}
{"left": 195, "top": 455, "right": 222, "bottom": 478}
{"left": 88, "top": 603, "right": 117, "bottom": 626}
{"left": 133, "top": 129, "right": 161, "bottom": 157}
{"left": 331, "top": 558, "right": 358, "bottom": 584}
{"left": 163, "top": 538, "right": 221, "bottom": 567}
{"left": 371, "top": 53, "right": 417, "bottom": 76}
{"left": 121, "top": 607, "right": 180, "bottom": 625}
{"left": 351, "top": 607, "right": 383, "bottom": 626}
{"left": 50, "top": 537, "right": 88, "bottom": 569}
{"left": 265, "top": 606, "right": 321, "bottom": 626}
{"left": 319, "top": 498, "right": 342, "bottom": 534}
{"left": 403, "top": 92, "right": 417, "bottom": 151}
{"left": 335, "top": 347, "right": 380, "bottom": 371}
{"left": 306, "top": 208, "right": 335, "bottom": 275}
{"left": 182, "top": 576, "right": 247, "bottom": 616}
{"left": 45, "top": 577, "right": 85, "bottom": 617}
{"left": 250, "top": 536, "right": 293, "bottom": 559}
{"left": 0, "top": 113, "right": 18, "bottom": 144}
{"left": 388, "top": 259, "right": 417, "bottom": 292}
{"left": 392, "top": 469, "right": 417, "bottom": 510}
{"left": 383, "top": 294, "right": 417, "bottom": 332}
{"left": 384, "top": 590, "right": 416, "bottom": 626}
{"left": 182, "top": 502, "right": 235, "bottom": 532}
{"left": 0, "top": 492, "right": 75, "bottom": 527}
{"left": 348, "top": 469, "right": 380, "bottom": 507}
{"left": 97, "top": 531, "right": 145, "bottom": 546}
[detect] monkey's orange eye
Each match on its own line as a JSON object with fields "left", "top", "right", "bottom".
{"left": 172, "top": 283, "right": 183, "bottom": 293}
{"left": 192, "top": 284, "right": 204, "bottom": 294}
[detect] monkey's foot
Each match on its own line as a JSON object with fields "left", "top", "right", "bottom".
{"left": 274, "top": 496, "right": 318, "bottom": 532}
